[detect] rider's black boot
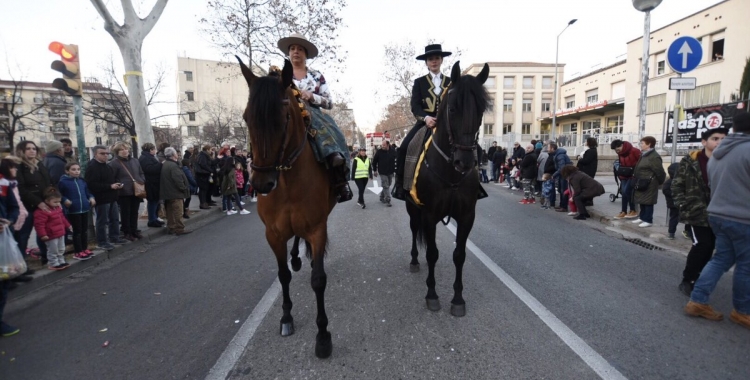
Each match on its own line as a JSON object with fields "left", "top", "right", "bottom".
{"left": 391, "top": 178, "right": 406, "bottom": 201}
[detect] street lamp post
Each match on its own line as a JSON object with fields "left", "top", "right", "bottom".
{"left": 551, "top": 19, "right": 577, "bottom": 142}
{"left": 633, "top": 0, "right": 663, "bottom": 140}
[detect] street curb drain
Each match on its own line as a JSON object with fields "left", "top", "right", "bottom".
{"left": 623, "top": 238, "right": 666, "bottom": 251}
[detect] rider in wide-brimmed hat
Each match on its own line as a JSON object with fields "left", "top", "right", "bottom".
{"left": 392, "top": 44, "right": 452, "bottom": 201}
{"left": 278, "top": 33, "right": 353, "bottom": 203}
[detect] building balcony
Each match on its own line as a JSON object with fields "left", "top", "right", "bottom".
{"left": 0, "top": 110, "right": 9, "bottom": 120}
{"left": 48, "top": 113, "right": 69, "bottom": 121}
{"left": 34, "top": 97, "right": 44, "bottom": 104}
{"left": 48, "top": 97, "right": 69, "bottom": 105}
{"left": 52, "top": 126, "right": 70, "bottom": 134}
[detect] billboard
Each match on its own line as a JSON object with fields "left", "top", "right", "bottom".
{"left": 665, "top": 101, "right": 747, "bottom": 147}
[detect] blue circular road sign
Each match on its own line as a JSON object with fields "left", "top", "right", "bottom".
{"left": 667, "top": 36, "right": 703, "bottom": 74}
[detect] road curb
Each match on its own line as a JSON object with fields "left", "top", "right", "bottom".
{"left": 587, "top": 209, "right": 692, "bottom": 252}
{"left": 9, "top": 207, "right": 225, "bottom": 300}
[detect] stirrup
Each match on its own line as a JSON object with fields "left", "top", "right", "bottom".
{"left": 391, "top": 182, "right": 406, "bottom": 201}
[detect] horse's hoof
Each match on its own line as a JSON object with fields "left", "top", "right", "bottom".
{"left": 450, "top": 303, "right": 466, "bottom": 317}
{"left": 315, "top": 331, "right": 333, "bottom": 358}
{"left": 426, "top": 298, "right": 441, "bottom": 312}
{"left": 291, "top": 257, "right": 302, "bottom": 272}
{"left": 410, "top": 263, "right": 420, "bottom": 273}
{"left": 280, "top": 321, "right": 295, "bottom": 336}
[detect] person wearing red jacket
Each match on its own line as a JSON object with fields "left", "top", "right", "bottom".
{"left": 611, "top": 140, "right": 641, "bottom": 219}
{"left": 33, "top": 188, "right": 72, "bottom": 271}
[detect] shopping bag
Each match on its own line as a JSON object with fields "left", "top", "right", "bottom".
{"left": 1, "top": 228, "right": 27, "bottom": 280}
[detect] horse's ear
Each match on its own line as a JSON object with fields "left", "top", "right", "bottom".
{"left": 476, "top": 63, "right": 490, "bottom": 85}
{"left": 281, "top": 59, "right": 294, "bottom": 89}
{"left": 450, "top": 61, "right": 461, "bottom": 84}
{"left": 235, "top": 55, "right": 256, "bottom": 88}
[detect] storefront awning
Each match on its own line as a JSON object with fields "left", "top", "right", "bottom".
{"left": 538, "top": 99, "right": 624, "bottom": 124}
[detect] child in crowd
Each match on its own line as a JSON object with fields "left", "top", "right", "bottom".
{"left": 663, "top": 162, "right": 680, "bottom": 239}
{"left": 564, "top": 188, "right": 577, "bottom": 215}
{"left": 181, "top": 159, "right": 197, "bottom": 219}
{"left": 220, "top": 159, "right": 250, "bottom": 216}
{"left": 57, "top": 163, "right": 95, "bottom": 260}
{"left": 541, "top": 173, "right": 554, "bottom": 210}
{"left": 33, "top": 188, "right": 72, "bottom": 271}
{"left": 235, "top": 161, "right": 246, "bottom": 199}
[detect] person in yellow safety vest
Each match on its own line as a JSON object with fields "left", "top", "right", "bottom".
{"left": 350, "top": 147, "right": 372, "bottom": 209}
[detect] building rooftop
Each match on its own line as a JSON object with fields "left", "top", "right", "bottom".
{"left": 563, "top": 59, "right": 627, "bottom": 85}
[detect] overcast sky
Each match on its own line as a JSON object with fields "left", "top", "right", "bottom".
{"left": 0, "top": 0, "right": 721, "bottom": 132}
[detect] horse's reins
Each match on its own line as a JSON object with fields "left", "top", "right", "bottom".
{"left": 249, "top": 87, "right": 311, "bottom": 173}
{"left": 423, "top": 87, "right": 480, "bottom": 225}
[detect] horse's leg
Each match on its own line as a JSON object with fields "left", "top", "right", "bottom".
{"left": 424, "top": 220, "right": 441, "bottom": 312}
{"left": 450, "top": 214, "right": 474, "bottom": 317}
{"left": 309, "top": 229, "right": 332, "bottom": 358}
{"left": 306, "top": 240, "right": 314, "bottom": 269}
{"left": 268, "top": 233, "right": 295, "bottom": 336}
{"left": 290, "top": 236, "right": 302, "bottom": 272}
{"left": 407, "top": 203, "right": 420, "bottom": 272}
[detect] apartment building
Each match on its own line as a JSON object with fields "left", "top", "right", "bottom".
{"left": 463, "top": 62, "right": 561, "bottom": 149}
{"left": 624, "top": 0, "right": 750, "bottom": 139}
{"left": 176, "top": 56, "right": 252, "bottom": 151}
{"left": 0, "top": 80, "right": 128, "bottom": 154}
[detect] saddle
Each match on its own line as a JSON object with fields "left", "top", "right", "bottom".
{"left": 402, "top": 126, "right": 431, "bottom": 192}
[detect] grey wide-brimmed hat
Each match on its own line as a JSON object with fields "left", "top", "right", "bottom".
{"left": 416, "top": 44, "right": 452, "bottom": 60}
{"left": 278, "top": 33, "right": 319, "bottom": 59}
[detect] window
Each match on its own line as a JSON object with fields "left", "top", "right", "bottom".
{"left": 682, "top": 82, "right": 721, "bottom": 108}
{"left": 503, "top": 124, "right": 513, "bottom": 134}
{"left": 96, "top": 137, "right": 103, "bottom": 145}
{"left": 642, "top": 94, "right": 667, "bottom": 114}
{"left": 586, "top": 89, "right": 598, "bottom": 104}
{"left": 188, "top": 112, "right": 196, "bottom": 121}
{"left": 657, "top": 60, "right": 665, "bottom": 75}
{"left": 483, "top": 124, "right": 494, "bottom": 135}
{"left": 522, "top": 99, "right": 532, "bottom": 112}
{"left": 522, "top": 76, "right": 533, "bottom": 89}
{"left": 712, "top": 37, "right": 724, "bottom": 61}
{"left": 503, "top": 99, "right": 513, "bottom": 112}
{"left": 605, "top": 115, "right": 623, "bottom": 134}
{"left": 565, "top": 96, "right": 575, "bottom": 109}
{"left": 185, "top": 71, "right": 193, "bottom": 81}
{"left": 95, "top": 123, "right": 101, "bottom": 133}
{"left": 186, "top": 91, "right": 194, "bottom": 101}
{"left": 541, "top": 102, "right": 551, "bottom": 112}
{"left": 582, "top": 119, "right": 601, "bottom": 132}
{"left": 188, "top": 126, "right": 199, "bottom": 136}
{"left": 503, "top": 76, "right": 515, "bottom": 89}
{"left": 485, "top": 96, "right": 494, "bottom": 114}
{"left": 14, "top": 107, "right": 23, "bottom": 116}
{"left": 542, "top": 76, "right": 553, "bottom": 89}
{"left": 38, "top": 123, "right": 46, "bottom": 132}
{"left": 484, "top": 77, "right": 495, "bottom": 88}
{"left": 611, "top": 81, "right": 626, "bottom": 100}
{"left": 17, "top": 122, "right": 25, "bottom": 131}
{"left": 522, "top": 124, "right": 531, "bottom": 134}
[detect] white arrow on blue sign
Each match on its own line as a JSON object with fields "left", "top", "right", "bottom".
{"left": 667, "top": 36, "right": 703, "bottom": 74}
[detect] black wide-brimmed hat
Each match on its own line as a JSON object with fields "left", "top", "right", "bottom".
{"left": 416, "top": 44, "right": 452, "bottom": 60}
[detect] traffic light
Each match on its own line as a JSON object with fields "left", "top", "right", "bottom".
{"left": 49, "top": 41, "right": 82, "bottom": 96}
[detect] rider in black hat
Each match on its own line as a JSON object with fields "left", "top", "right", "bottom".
{"left": 392, "top": 44, "right": 452, "bottom": 201}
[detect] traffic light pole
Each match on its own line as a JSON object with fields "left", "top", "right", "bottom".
{"left": 72, "top": 96, "right": 88, "bottom": 174}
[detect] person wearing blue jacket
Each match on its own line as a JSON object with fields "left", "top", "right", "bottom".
{"left": 181, "top": 159, "right": 198, "bottom": 219}
{"left": 549, "top": 143, "right": 572, "bottom": 212}
{"left": 57, "top": 162, "right": 95, "bottom": 260}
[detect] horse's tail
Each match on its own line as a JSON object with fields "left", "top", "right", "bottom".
{"left": 304, "top": 233, "right": 329, "bottom": 259}
{"left": 415, "top": 221, "right": 427, "bottom": 250}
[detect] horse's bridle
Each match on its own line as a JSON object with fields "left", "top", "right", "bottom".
{"left": 430, "top": 88, "right": 478, "bottom": 171}
{"left": 249, "top": 87, "right": 311, "bottom": 173}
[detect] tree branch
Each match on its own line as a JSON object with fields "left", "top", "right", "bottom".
{"left": 141, "top": 0, "right": 170, "bottom": 36}
{"left": 90, "top": 0, "right": 121, "bottom": 36}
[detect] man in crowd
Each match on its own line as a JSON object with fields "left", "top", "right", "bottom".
{"left": 43, "top": 140, "right": 67, "bottom": 185}
{"left": 549, "top": 142, "right": 572, "bottom": 212}
{"left": 511, "top": 142, "right": 525, "bottom": 161}
{"left": 60, "top": 138, "right": 77, "bottom": 164}
{"left": 372, "top": 140, "right": 397, "bottom": 207}
{"left": 85, "top": 145, "right": 126, "bottom": 250}
{"left": 160, "top": 147, "right": 192, "bottom": 236}
{"left": 685, "top": 111, "right": 750, "bottom": 329}
{"left": 672, "top": 128, "right": 727, "bottom": 296}
{"left": 487, "top": 141, "right": 497, "bottom": 181}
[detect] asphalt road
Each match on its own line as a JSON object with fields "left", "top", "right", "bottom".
{"left": 1, "top": 182, "right": 748, "bottom": 380}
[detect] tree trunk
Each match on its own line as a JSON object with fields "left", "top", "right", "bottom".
{"left": 117, "top": 38, "right": 154, "bottom": 147}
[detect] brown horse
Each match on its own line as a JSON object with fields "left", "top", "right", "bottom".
{"left": 236, "top": 57, "right": 336, "bottom": 358}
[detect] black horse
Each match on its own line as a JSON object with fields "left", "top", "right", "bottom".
{"left": 406, "top": 61, "right": 490, "bottom": 317}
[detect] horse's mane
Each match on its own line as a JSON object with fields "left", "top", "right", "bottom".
{"left": 443, "top": 74, "right": 491, "bottom": 130}
{"left": 248, "top": 75, "right": 285, "bottom": 134}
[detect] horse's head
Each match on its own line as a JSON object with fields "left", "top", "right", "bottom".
{"left": 237, "top": 57, "right": 303, "bottom": 194}
{"left": 437, "top": 61, "right": 490, "bottom": 174}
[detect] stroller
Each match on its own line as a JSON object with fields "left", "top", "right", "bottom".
{"left": 610, "top": 160, "right": 622, "bottom": 202}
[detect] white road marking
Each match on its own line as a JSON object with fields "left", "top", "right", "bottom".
{"left": 445, "top": 223, "right": 628, "bottom": 380}
{"left": 205, "top": 280, "right": 281, "bottom": 380}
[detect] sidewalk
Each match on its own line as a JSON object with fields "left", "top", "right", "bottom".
{"left": 10, "top": 194, "right": 233, "bottom": 299}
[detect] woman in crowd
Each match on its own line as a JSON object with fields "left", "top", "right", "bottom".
{"left": 561, "top": 165, "right": 605, "bottom": 220}
{"left": 139, "top": 143, "right": 164, "bottom": 228}
{"left": 14, "top": 141, "right": 51, "bottom": 263}
{"left": 577, "top": 137, "right": 598, "bottom": 178}
{"left": 109, "top": 142, "right": 146, "bottom": 241}
{"left": 632, "top": 136, "right": 666, "bottom": 228}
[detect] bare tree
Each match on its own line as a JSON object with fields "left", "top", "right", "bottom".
{"left": 374, "top": 96, "right": 412, "bottom": 136}
{"left": 153, "top": 124, "right": 183, "bottom": 149}
{"left": 199, "top": 0, "right": 347, "bottom": 74}
{"left": 199, "top": 98, "right": 244, "bottom": 148}
{"left": 81, "top": 58, "right": 173, "bottom": 155}
{"left": 0, "top": 78, "right": 48, "bottom": 152}
{"left": 89, "top": 0, "right": 170, "bottom": 146}
{"left": 381, "top": 39, "right": 463, "bottom": 102}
